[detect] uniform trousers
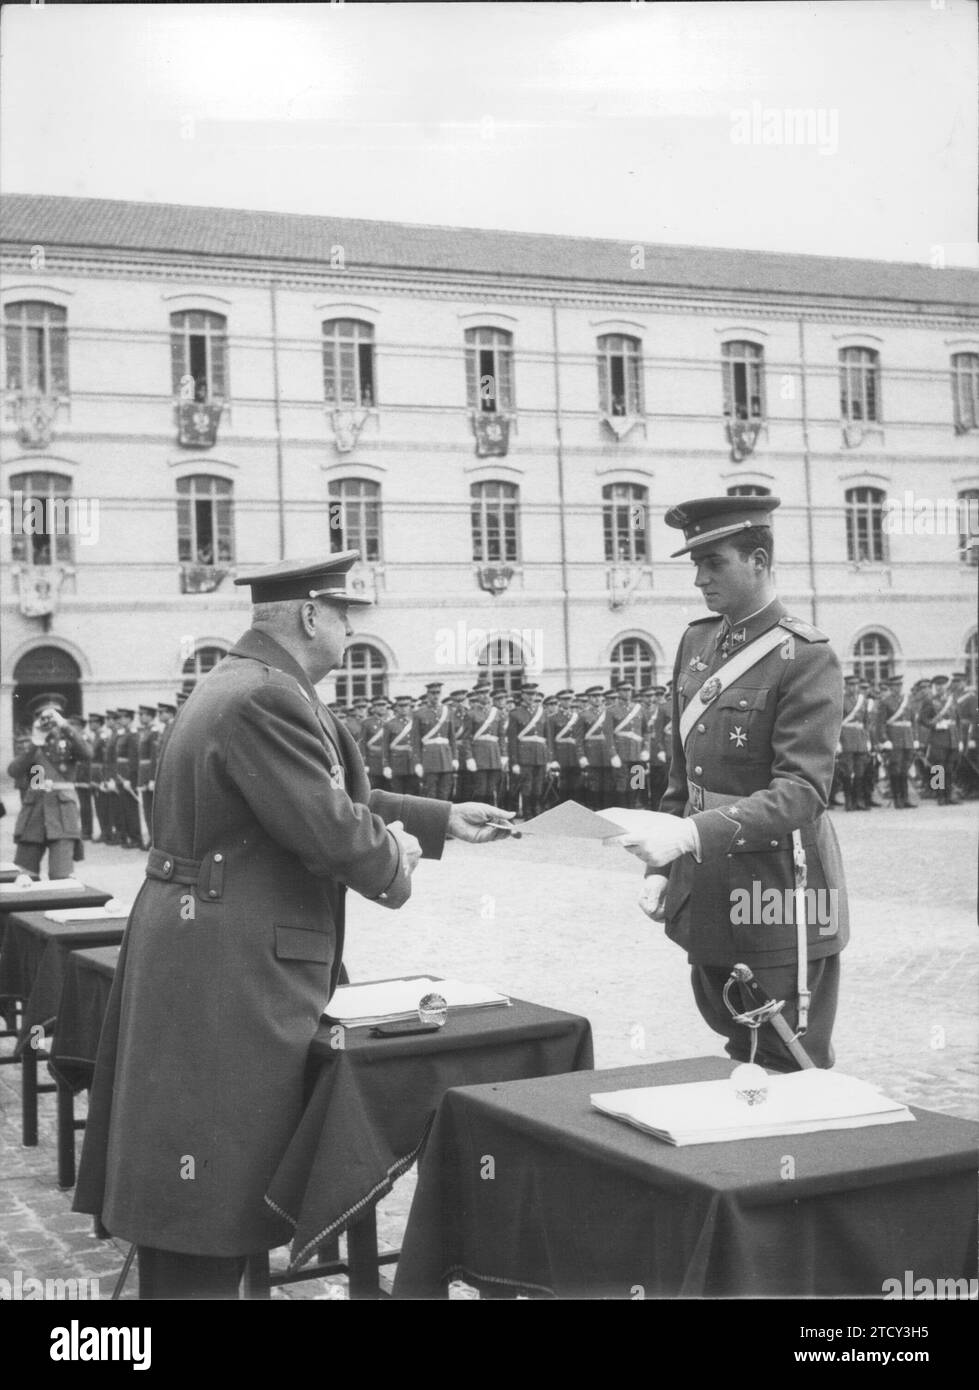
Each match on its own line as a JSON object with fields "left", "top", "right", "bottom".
{"left": 691, "top": 954, "right": 840, "bottom": 1072}
{"left": 137, "top": 1246, "right": 247, "bottom": 1300}
{"left": 390, "top": 774, "right": 418, "bottom": 796}
{"left": 77, "top": 786, "right": 93, "bottom": 839}
{"left": 471, "top": 768, "right": 501, "bottom": 802}
{"left": 422, "top": 771, "right": 453, "bottom": 800}
{"left": 15, "top": 839, "right": 76, "bottom": 878}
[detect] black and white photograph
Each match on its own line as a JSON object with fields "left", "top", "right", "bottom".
{"left": 0, "top": 0, "right": 976, "bottom": 1345}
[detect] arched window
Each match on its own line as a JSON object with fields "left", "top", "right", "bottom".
{"left": 12, "top": 646, "right": 82, "bottom": 733}
{"left": 465, "top": 327, "right": 514, "bottom": 414}
{"left": 957, "top": 489, "right": 979, "bottom": 565}
{"left": 602, "top": 483, "right": 648, "bottom": 562}
{"left": 845, "top": 487, "right": 887, "bottom": 563}
{"left": 965, "top": 631, "right": 978, "bottom": 689}
{"left": 610, "top": 638, "right": 655, "bottom": 690}
{"left": 951, "top": 352, "right": 979, "bottom": 433}
{"left": 181, "top": 644, "right": 228, "bottom": 693}
{"left": 176, "top": 476, "right": 235, "bottom": 565}
{"left": 722, "top": 341, "right": 765, "bottom": 421}
{"left": 471, "top": 481, "right": 519, "bottom": 562}
{"left": 8, "top": 471, "right": 75, "bottom": 566}
{"left": 852, "top": 632, "right": 893, "bottom": 685}
{"left": 597, "top": 335, "right": 643, "bottom": 416}
{"left": 478, "top": 636, "right": 526, "bottom": 693}
{"left": 328, "top": 478, "right": 381, "bottom": 560}
{"left": 727, "top": 484, "right": 772, "bottom": 497}
{"left": 4, "top": 301, "right": 69, "bottom": 395}
{"left": 839, "top": 347, "right": 880, "bottom": 423}
{"left": 170, "top": 310, "right": 228, "bottom": 402}
{"left": 335, "top": 643, "right": 387, "bottom": 703}
{"left": 322, "top": 319, "right": 375, "bottom": 407}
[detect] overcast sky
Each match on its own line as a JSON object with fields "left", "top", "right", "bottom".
{"left": 2, "top": 1, "right": 976, "bottom": 265}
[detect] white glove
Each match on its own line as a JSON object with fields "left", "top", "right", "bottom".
{"left": 466, "top": 758, "right": 477, "bottom": 773}
{"left": 383, "top": 766, "right": 393, "bottom": 779}
{"left": 641, "top": 751, "right": 650, "bottom": 762}
{"left": 610, "top": 754, "right": 622, "bottom": 769}
{"left": 880, "top": 740, "right": 892, "bottom": 751}
{"left": 451, "top": 759, "right": 459, "bottom": 771}
{"left": 612, "top": 812, "right": 700, "bottom": 869}
{"left": 30, "top": 721, "right": 47, "bottom": 747}
{"left": 501, "top": 756, "right": 509, "bottom": 770}
{"left": 657, "top": 751, "right": 667, "bottom": 763}
{"left": 547, "top": 761, "right": 559, "bottom": 772}
{"left": 511, "top": 763, "right": 521, "bottom": 776}
{"left": 414, "top": 763, "right": 424, "bottom": 780}
{"left": 638, "top": 874, "right": 669, "bottom": 922}
{"left": 578, "top": 757, "right": 589, "bottom": 769}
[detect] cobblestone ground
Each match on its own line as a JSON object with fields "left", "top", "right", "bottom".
{"left": 1, "top": 797, "right": 975, "bottom": 1301}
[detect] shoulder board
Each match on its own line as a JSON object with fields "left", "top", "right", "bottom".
{"left": 688, "top": 614, "right": 723, "bottom": 628}
{"left": 778, "top": 615, "right": 829, "bottom": 644}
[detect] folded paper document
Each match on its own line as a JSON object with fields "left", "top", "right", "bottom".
{"left": 519, "top": 801, "right": 626, "bottom": 840}
{"left": 325, "top": 976, "right": 510, "bottom": 1028}
{"left": 45, "top": 900, "right": 132, "bottom": 923}
{"left": 591, "top": 1069, "right": 915, "bottom": 1145}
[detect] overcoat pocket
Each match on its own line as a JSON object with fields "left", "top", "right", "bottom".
{"left": 273, "top": 925, "right": 332, "bottom": 963}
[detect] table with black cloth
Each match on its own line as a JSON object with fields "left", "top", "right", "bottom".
{"left": 260, "top": 995, "right": 594, "bottom": 1295}
{"left": 47, "top": 944, "right": 121, "bottom": 1187}
{"left": 393, "top": 1056, "right": 979, "bottom": 1300}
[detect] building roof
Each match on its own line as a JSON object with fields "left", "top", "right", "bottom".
{"left": 2, "top": 192, "right": 977, "bottom": 309}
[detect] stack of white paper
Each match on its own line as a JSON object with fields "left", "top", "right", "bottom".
{"left": 45, "top": 900, "right": 132, "bottom": 923}
{"left": 0, "top": 876, "right": 88, "bottom": 895}
{"left": 591, "top": 1069, "right": 915, "bottom": 1146}
{"left": 325, "top": 976, "right": 510, "bottom": 1028}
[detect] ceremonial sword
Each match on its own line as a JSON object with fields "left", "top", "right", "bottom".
{"left": 722, "top": 962, "right": 815, "bottom": 1070}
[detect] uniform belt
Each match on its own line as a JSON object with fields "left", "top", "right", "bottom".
{"left": 888, "top": 721, "right": 911, "bottom": 727}
{"left": 146, "top": 847, "right": 226, "bottom": 900}
{"left": 519, "top": 735, "right": 546, "bottom": 742}
{"left": 474, "top": 734, "right": 499, "bottom": 741}
{"left": 424, "top": 737, "right": 449, "bottom": 744}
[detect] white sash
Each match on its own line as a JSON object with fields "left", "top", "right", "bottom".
{"left": 421, "top": 708, "right": 448, "bottom": 744}
{"left": 555, "top": 712, "right": 579, "bottom": 742}
{"left": 473, "top": 709, "right": 499, "bottom": 740}
{"left": 584, "top": 711, "right": 608, "bottom": 741}
{"left": 389, "top": 720, "right": 411, "bottom": 749}
{"left": 841, "top": 693, "right": 866, "bottom": 726}
{"left": 679, "top": 625, "right": 788, "bottom": 748}
{"left": 613, "top": 703, "right": 642, "bottom": 738}
{"left": 519, "top": 706, "right": 545, "bottom": 740}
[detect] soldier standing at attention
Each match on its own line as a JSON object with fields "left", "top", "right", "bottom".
{"left": 87, "top": 713, "right": 108, "bottom": 843}
{"left": 581, "top": 686, "right": 614, "bottom": 811}
{"left": 645, "top": 686, "right": 671, "bottom": 811}
{"left": 382, "top": 695, "right": 417, "bottom": 795}
{"left": 101, "top": 710, "right": 120, "bottom": 846}
{"left": 624, "top": 496, "right": 848, "bottom": 1071}
{"left": 550, "top": 688, "right": 587, "bottom": 803}
{"left": 458, "top": 686, "right": 504, "bottom": 806}
{"left": 920, "top": 675, "right": 960, "bottom": 806}
{"left": 8, "top": 696, "right": 93, "bottom": 878}
{"left": 609, "top": 682, "right": 646, "bottom": 810}
{"left": 114, "top": 709, "right": 142, "bottom": 850}
{"left": 359, "top": 695, "right": 390, "bottom": 789}
{"left": 838, "top": 676, "right": 872, "bottom": 811}
{"left": 136, "top": 705, "right": 158, "bottom": 849}
{"left": 412, "top": 681, "right": 456, "bottom": 800}
{"left": 449, "top": 691, "right": 471, "bottom": 802}
{"left": 953, "top": 671, "right": 978, "bottom": 798}
{"left": 508, "top": 683, "right": 551, "bottom": 820}
{"left": 873, "top": 674, "right": 915, "bottom": 809}
{"left": 70, "top": 714, "right": 94, "bottom": 840}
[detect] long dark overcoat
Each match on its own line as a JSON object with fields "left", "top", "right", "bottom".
{"left": 74, "top": 628, "right": 449, "bottom": 1255}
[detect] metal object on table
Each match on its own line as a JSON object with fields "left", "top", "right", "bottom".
{"left": 722, "top": 962, "right": 815, "bottom": 1070}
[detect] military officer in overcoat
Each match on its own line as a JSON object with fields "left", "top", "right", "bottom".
{"left": 7, "top": 695, "right": 92, "bottom": 878}
{"left": 73, "top": 552, "right": 512, "bottom": 1298}
{"left": 622, "top": 497, "right": 848, "bottom": 1071}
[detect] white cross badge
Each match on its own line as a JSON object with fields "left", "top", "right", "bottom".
{"left": 729, "top": 726, "right": 748, "bottom": 749}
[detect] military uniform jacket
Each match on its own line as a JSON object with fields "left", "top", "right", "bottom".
{"left": 73, "top": 628, "right": 450, "bottom": 1256}
{"left": 610, "top": 703, "right": 646, "bottom": 761}
{"left": 582, "top": 708, "right": 615, "bottom": 766}
{"left": 136, "top": 727, "right": 159, "bottom": 789}
{"left": 89, "top": 732, "right": 106, "bottom": 787}
{"left": 458, "top": 708, "right": 504, "bottom": 770}
{"left": 359, "top": 715, "right": 387, "bottom": 778}
{"left": 381, "top": 714, "right": 415, "bottom": 775}
{"left": 508, "top": 704, "right": 552, "bottom": 765}
{"left": 114, "top": 729, "right": 138, "bottom": 786}
{"left": 919, "top": 693, "right": 961, "bottom": 751}
{"left": 7, "top": 727, "right": 92, "bottom": 842}
{"left": 659, "top": 598, "right": 849, "bottom": 969}
{"left": 838, "top": 693, "right": 871, "bottom": 753}
{"left": 647, "top": 705, "right": 671, "bottom": 764}
{"left": 549, "top": 710, "right": 586, "bottom": 768}
{"left": 873, "top": 691, "right": 915, "bottom": 750}
{"left": 411, "top": 705, "right": 456, "bottom": 772}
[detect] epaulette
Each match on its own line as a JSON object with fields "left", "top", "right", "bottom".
{"left": 779, "top": 615, "right": 829, "bottom": 644}
{"left": 688, "top": 614, "right": 724, "bottom": 627}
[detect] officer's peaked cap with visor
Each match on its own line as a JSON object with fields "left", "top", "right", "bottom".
{"left": 665, "top": 495, "right": 781, "bottom": 557}
{"left": 234, "top": 550, "right": 371, "bottom": 605}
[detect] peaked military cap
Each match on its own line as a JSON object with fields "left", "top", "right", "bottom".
{"left": 234, "top": 550, "right": 371, "bottom": 605}
{"left": 68, "top": 713, "right": 86, "bottom": 727}
{"left": 116, "top": 707, "right": 135, "bottom": 719}
{"left": 34, "top": 692, "right": 67, "bottom": 713}
{"left": 158, "top": 702, "right": 177, "bottom": 714}
{"left": 584, "top": 685, "right": 605, "bottom": 697}
{"left": 425, "top": 681, "right": 443, "bottom": 692}
{"left": 104, "top": 709, "right": 118, "bottom": 719}
{"left": 138, "top": 704, "right": 156, "bottom": 716}
{"left": 88, "top": 712, "right": 106, "bottom": 724}
{"left": 931, "top": 675, "right": 949, "bottom": 685}
{"left": 665, "top": 494, "right": 781, "bottom": 557}
{"left": 175, "top": 692, "right": 189, "bottom": 706}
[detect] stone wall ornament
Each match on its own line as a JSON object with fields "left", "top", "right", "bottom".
{"left": 176, "top": 400, "right": 222, "bottom": 448}
{"left": 472, "top": 412, "right": 510, "bottom": 457}
{"left": 607, "top": 563, "right": 644, "bottom": 610}
{"left": 13, "top": 563, "right": 70, "bottom": 619}
{"left": 476, "top": 564, "right": 514, "bottom": 595}
{"left": 11, "top": 393, "right": 58, "bottom": 449}
{"left": 601, "top": 412, "right": 643, "bottom": 442}
{"left": 330, "top": 407, "right": 370, "bottom": 454}
{"left": 726, "top": 418, "right": 762, "bottom": 461}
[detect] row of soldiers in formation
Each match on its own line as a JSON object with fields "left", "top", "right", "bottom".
{"left": 334, "top": 670, "right": 979, "bottom": 817}
{"left": 49, "top": 697, "right": 189, "bottom": 848}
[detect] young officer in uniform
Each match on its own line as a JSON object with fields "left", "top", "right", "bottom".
{"left": 70, "top": 714, "right": 94, "bottom": 840}
{"left": 412, "top": 682, "right": 457, "bottom": 799}
{"left": 382, "top": 695, "right": 417, "bottom": 795}
{"left": 550, "top": 689, "right": 588, "bottom": 803}
{"left": 622, "top": 496, "right": 848, "bottom": 1071}
{"left": 873, "top": 674, "right": 915, "bottom": 808}
{"left": 581, "top": 686, "right": 614, "bottom": 810}
{"left": 507, "top": 683, "right": 552, "bottom": 820}
{"left": 7, "top": 696, "right": 92, "bottom": 878}
{"left": 73, "top": 551, "right": 512, "bottom": 1299}
{"left": 136, "top": 705, "right": 158, "bottom": 848}
{"left": 458, "top": 686, "right": 505, "bottom": 806}
{"left": 87, "top": 713, "right": 108, "bottom": 842}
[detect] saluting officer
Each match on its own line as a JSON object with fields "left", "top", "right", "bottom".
{"left": 508, "top": 683, "right": 552, "bottom": 820}
{"left": 412, "top": 681, "right": 457, "bottom": 799}
{"left": 70, "top": 714, "right": 94, "bottom": 840}
{"left": 625, "top": 495, "right": 848, "bottom": 1072}
{"left": 7, "top": 695, "right": 92, "bottom": 878}
{"left": 383, "top": 695, "right": 419, "bottom": 795}
{"left": 873, "top": 674, "right": 915, "bottom": 808}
